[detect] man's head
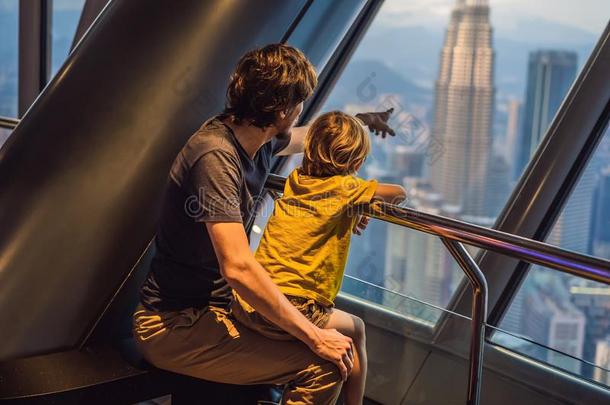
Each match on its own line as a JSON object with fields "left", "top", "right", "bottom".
{"left": 224, "top": 44, "right": 317, "bottom": 133}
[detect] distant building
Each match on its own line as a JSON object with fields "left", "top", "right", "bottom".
{"left": 548, "top": 162, "right": 596, "bottom": 254}
{"left": 570, "top": 282, "right": 610, "bottom": 378}
{"left": 522, "top": 290, "right": 586, "bottom": 374}
{"left": 504, "top": 99, "right": 521, "bottom": 177}
{"left": 594, "top": 337, "right": 610, "bottom": 385}
{"left": 515, "top": 50, "right": 577, "bottom": 178}
{"left": 388, "top": 145, "right": 425, "bottom": 179}
{"left": 592, "top": 167, "right": 610, "bottom": 259}
{"left": 484, "top": 153, "right": 511, "bottom": 218}
{"left": 430, "top": 0, "right": 495, "bottom": 217}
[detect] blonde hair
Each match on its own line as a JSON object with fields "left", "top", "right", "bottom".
{"left": 302, "top": 111, "right": 370, "bottom": 177}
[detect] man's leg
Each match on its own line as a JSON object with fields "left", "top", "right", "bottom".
{"left": 133, "top": 305, "right": 343, "bottom": 405}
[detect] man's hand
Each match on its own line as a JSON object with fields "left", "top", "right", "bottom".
{"left": 356, "top": 108, "right": 395, "bottom": 138}
{"left": 309, "top": 328, "right": 355, "bottom": 381}
{"left": 353, "top": 215, "right": 369, "bottom": 235}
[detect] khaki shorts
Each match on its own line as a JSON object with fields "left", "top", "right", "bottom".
{"left": 231, "top": 293, "right": 332, "bottom": 341}
{"left": 132, "top": 303, "right": 342, "bottom": 405}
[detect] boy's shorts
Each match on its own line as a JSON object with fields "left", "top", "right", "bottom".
{"left": 231, "top": 292, "right": 332, "bottom": 340}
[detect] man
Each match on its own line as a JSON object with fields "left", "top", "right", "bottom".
{"left": 133, "top": 44, "right": 394, "bottom": 404}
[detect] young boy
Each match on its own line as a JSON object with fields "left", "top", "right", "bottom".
{"left": 232, "top": 111, "right": 407, "bottom": 405}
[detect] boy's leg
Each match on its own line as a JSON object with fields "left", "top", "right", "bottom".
{"left": 324, "top": 309, "right": 367, "bottom": 405}
{"left": 133, "top": 305, "right": 343, "bottom": 405}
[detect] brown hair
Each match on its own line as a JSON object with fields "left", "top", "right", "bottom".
{"left": 302, "top": 111, "right": 370, "bottom": 177}
{"left": 224, "top": 44, "right": 317, "bottom": 128}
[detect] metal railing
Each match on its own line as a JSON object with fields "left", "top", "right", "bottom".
{"left": 0, "top": 116, "right": 19, "bottom": 130}
{"left": 265, "top": 173, "right": 610, "bottom": 405}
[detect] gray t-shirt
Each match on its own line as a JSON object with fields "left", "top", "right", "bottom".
{"left": 140, "top": 115, "right": 289, "bottom": 311}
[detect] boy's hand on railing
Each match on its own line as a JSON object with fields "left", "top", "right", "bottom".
{"left": 355, "top": 108, "right": 395, "bottom": 138}
{"left": 353, "top": 215, "right": 369, "bottom": 235}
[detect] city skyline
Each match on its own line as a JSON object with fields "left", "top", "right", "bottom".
{"left": 328, "top": 0, "right": 610, "bottom": 383}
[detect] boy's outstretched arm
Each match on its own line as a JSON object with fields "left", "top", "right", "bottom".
{"left": 373, "top": 183, "right": 407, "bottom": 205}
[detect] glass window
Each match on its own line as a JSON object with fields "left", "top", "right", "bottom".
{"left": 0, "top": 0, "right": 18, "bottom": 117}
{"left": 263, "top": 0, "right": 607, "bottom": 319}
{"left": 0, "top": 127, "right": 11, "bottom": 148}
{"left": 499, "top": 125, "right": 610, "bottom": 385}
{"left": 51, "top": 0, "right": 86, "bottom": 76}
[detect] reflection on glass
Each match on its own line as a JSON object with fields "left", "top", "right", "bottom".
{"left": 492, "top": 325, "right": 610, "bottom": 387}
{"left": 342, "top": 274, "right": 451, "bottom": 326}
{"left": 500, "top": 123, "right": 610, "bottom": 385}
{"left": 341, "top": 275, "right": 474, "bottom": 403}
{"left": 52, "top": 0, "right": 86, "bottom": 76}
{"left": 345, "top": 220, "right": 463, "bottom": 311}
{"left": 0, "top": 0, "right": 18, "bottom": 117}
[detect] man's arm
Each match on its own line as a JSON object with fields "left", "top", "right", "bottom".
{"left": 206, "top": 221, "right": 354, "bottom": 380}
{"left": 276, "top": 125, "right": 309, "bottom": 156}
{"left": 276, "top": 108, "right": 397, "bottom": 156}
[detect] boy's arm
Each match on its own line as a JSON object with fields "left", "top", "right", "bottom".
{"left": 352, "top": 182, "right": 406, "bottom": 235}
{"left": 206, "top": 221, "right": 354, "bottom": 380}
{"left": 373, "top": 183, "right": 407, "bottom": 205}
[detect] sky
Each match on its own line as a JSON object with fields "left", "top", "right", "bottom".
{"left": 0, "top": 0, "right": 85, "bottom": 11}
{"left": 1, "top": 0, "right": 606, "bottom": 35}
{"left": 378, "top": 0, "right": 609, "bottom": 36}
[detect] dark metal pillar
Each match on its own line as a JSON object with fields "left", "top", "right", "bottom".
{"left": 18, "top": 0, "right": 52, "bottom": 117}
{"left": 71, "top": 0, "right": 109, "bottom": 51}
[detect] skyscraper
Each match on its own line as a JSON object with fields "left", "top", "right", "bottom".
{"left": 484, "top": 154, "right": 511, "bottom": 218}
{"left": 504, "top": 99, "right": 521, "bottom": 177}
{"left": 430, "top": 0, "right": 495, "bottom": 217}
{"left": 594, "top": 337, "right": 610, "bottom": 385}
{"left": 592, "top": 167, "right": 610, "bottom": 259}
{"left": 547, "top": 162, "right": 596, "bottom": 254}
{"left": 522, "top": 290, "right": 586, "bottom": 374}
{"left": 515, "top": 50, "right": 577, "bottom": 178}
{"left": 570, "top": 282, "right": 610, "bottom": 378}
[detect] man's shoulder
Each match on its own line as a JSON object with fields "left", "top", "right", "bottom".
{"left": 185, "top": 117, "right": 238, "bottom": 159}
{"left": 170, "top": 116, "right": 239, "bottom": 186}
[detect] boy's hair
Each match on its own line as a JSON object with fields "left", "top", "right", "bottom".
{"left": 224, "top": 44, "right": 317, "bottom": 128}
{"left": 302, "top": 111, "right": 370, "bottom": 177}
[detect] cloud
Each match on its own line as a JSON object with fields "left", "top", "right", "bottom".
{"left": 376, "top": 0, "right": 607, "bottom": 36}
